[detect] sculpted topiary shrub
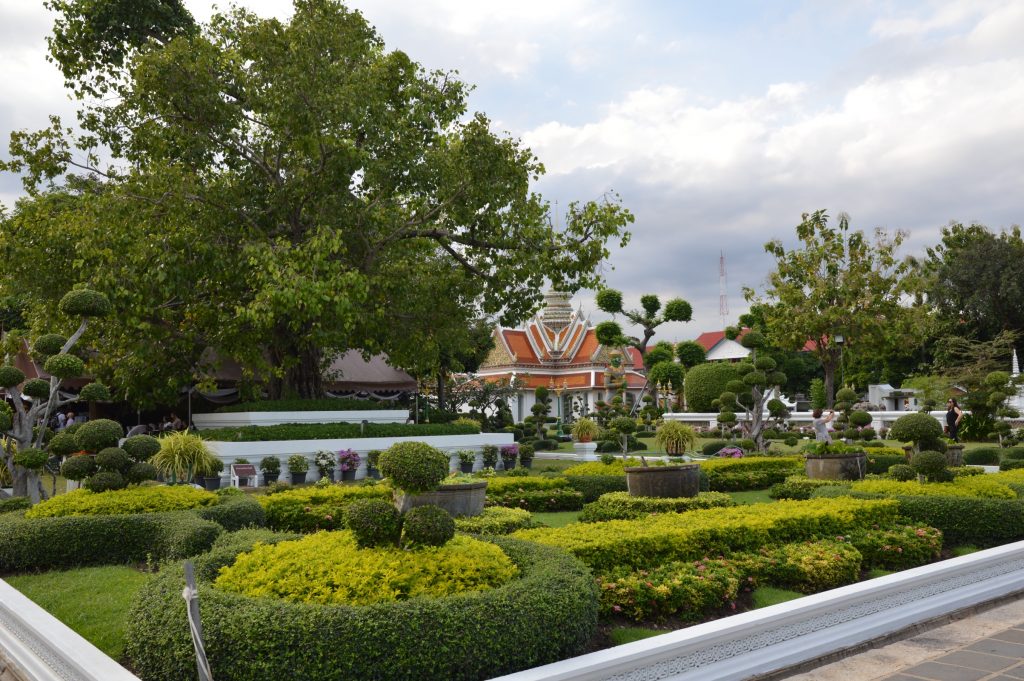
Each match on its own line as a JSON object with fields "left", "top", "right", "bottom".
{"left": 75, "top": 419, "right": 124, "bottom": 453}
{"left": 346, "top": 499, "right": 403, "bottom": 548}
{"left": 122, "top": 435, "right": 161, "bottom": 461}
{"left": 911, "top": 450, "right": 950, "bottom": 482}
{"left": 42, "top": 353, "right": 85, "bottom": 379}
{"left": 684, "top": 362, "right": 739, "bottom": 412}
{"left": 378, "top": 441, "right": 448, "bottom": 493}
{"left": 95, "top": 447, "right": 131, "bottom": 473}
{"left": 402, "top": 504, "right": 455, "bottom": 547}
{"left": 60, "top": 454, "right": 96, "bottom": 481}
{"left": 890, "top": 413, "right": 944, "bottom": 452}
{"left": 84, "top": 471, "right": 125, "bottom": 493}
{"left": 32, "top": 333, "right": 67, "bottom": 357}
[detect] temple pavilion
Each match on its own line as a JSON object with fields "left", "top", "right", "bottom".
{"left": 476, "top": 289, "right": 646, "bottom": 423}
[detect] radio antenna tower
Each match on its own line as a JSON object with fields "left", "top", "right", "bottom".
{"left": 718, "top": 250, "right": 730, "bottom": 327}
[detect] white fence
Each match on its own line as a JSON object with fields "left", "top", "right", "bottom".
{"left": 489, "top": 540, "right": 1024, "bottom": 681}
{"left": 191, "top": 409, "right": 409, "bottom": 429}
{"left": 663, "top": 410, "right": 949, "bottom": 432}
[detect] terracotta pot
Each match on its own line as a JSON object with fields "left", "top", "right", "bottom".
{"left": 624, "top": 464, "right": 699, "bottom": 498}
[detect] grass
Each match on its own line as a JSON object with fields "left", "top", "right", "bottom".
{"left": 609, "top": 626, "right": 665, "bottom": 645}
{"left": 866, "top": 568, "right": 895, "bottom": 579}
{"left": 727, "top": 489, "right": 776, "bottom": 505}
{"left": 752, "top": 586, "right": 803, "bottom": 608}
{"left": 5, "top": 565, "right": 151, "bottom": 659}
{"left": 951, "top": 545, "right": 981, "bottom": 556}
{"left": 533, "top": 510, "right": 581, "bottom": 528}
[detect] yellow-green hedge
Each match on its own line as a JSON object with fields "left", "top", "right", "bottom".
{"left": 563, "top": 461, "right": 635, "bottom": 476}
{"left": 257, "top": 484, "right": 390, "bottom": 532}
{"left": 454, "top": 507, "right": 536, "bottom": 535}
{"left": 696, "top": 456, "right": 802, "bottom": 472}
{"left": 26, "top": 486, "right": 217, "bottom": 518}
{"left": 698, "top": 456, "right": 804, "bottom": 491}
{"left": 513, "top": 498, "right": 900, "bottom": 572}
{"left": 485, "top": 476, "right": 571, "bottom": 493}
{"left": 214, "top": 531, "right": 518, "bottom": 605}
{"left": 851, "top": 477, "right": 1017, "bottom": 499}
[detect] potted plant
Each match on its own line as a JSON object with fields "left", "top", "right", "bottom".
{"left": 803, "top": 441, "right": 867, "bottom": 481}
{"left": 200, "top": 457, "right": 225, "bottom": 491}
{"left": 571, "top": 417, "right": 600, "bottom": 460}
{"left": 518, "top": 443, "right": 535, "bottom": 469}
{"left": 151, "top": 430, "right": 218, "bottom": 485}
{"left": 617, "top": 416, "right": 699, "bottom": 498}
{"left": 287, "top": 454, "right": 309, "bottom": 485}
{"left": 499, "top": 445, "right": 518, "bottom": 471}
{"left": 481, "top": 444, "right": 499, "bottom": 470}
{"left": 655, "top": 421, "right": 697, "bottom": 455}
{"left": 337, "top": 448, "right": 361, "bottom": 481}
{"left": 458, "top": 450, "right": 475, "bottom": 474}
{"left": 259, "top": 456, "right": 281, "bottom": 485}
{"left": 366, "top": 450, "right": 382, "bottom": 479}
{"left": 381, "top": 441, "right": 486, "bottom": 517}
{"left": 314, "top": 450, "right": 336, "bottom": 481}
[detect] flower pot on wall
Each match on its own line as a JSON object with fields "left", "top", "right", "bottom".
{"left": 625, "top": 464, "right": 699, "bottom": 498}
{"left": 202, "top": 476, "right": 222, "bottom": 491}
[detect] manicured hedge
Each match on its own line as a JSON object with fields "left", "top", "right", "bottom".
{"left": 0, "top": 511, "right": 222, "bottom": 571}
{"left": 513, "top": 498, "right": 900, "bottom": 573}
{"left": 736, "top": 540, "right": 862, "bottom": 594}
{"left": 216, "top": 398, "right": 399, "bottom": 413}
{"left": 195, "top": 495, "right": 267, "bottom": 531}
{"left": 126, "top": 536, "right": 598, "bottom": 681}
{"left": 964, "top": 448, "right": 1002, "bottom": 466}
{"left": 598, "top": 557, "right": 743, "bottom": 622}
{"left": 865, "top": 453, "right": 907, "bottom": 475}
{"left": 0, "top": 497, "right": 31, "bottom": 514}
{"left": 257, "top": 484, "right": 391, "bottom": 532}
{"left": 699, "top": 457, "right": 804, "bottom": 491}
{"left": 200, "top": 422, "right": 479, "bottom": 442}
{"left": 851, "top": 477, "right": 1017, "bottom": 499}
{"left": 455, "top": 507, "right": 538, "bottom": 535}
{"left": 25, "top": 485, "right": 218, "bottom": 518}
{"left": 894, "top": 496, "right": 1024, "bottom": 546}
{"left": 578, "top": 491, "right": 735, "bottom": 523}
{"left": 769, "top": 476, "right": 845, "bottom": 500}
{"left": 843, "top": 525, "right": 942, "bottom": 570}
{"left": 485, "top": 476, "right": 571, "bottom": 494}
{"left": 486, "top": 487, "right": 584, "bottom": 512}
{"left": 563, "top": 475, "right": 629, "bottom": 502}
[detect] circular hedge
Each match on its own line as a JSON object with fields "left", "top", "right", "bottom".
{"left": 402, "top": 504, "right": 455, "bottom": 547}
{"left": 125, "top": 535, "right": 599, "bottom": 681}
{"left": 378, "top": 441, "right": 448, "bottom": 493}
{"left": 33, "top": 333, "right": 67, "bottom": 357}
{"left": 122, "top": 435, "right": 161, "bottom": 461}
{"left": 43, "top": 354, "right": 85, "bottom": 380}
{"left": 889, "top": 413, "right": 943, "bottom": 445}
{"left": 75, "top": 419, "right": 123, "bottom": 452}
{"left": 59, "top": 289, "right": 111, "bottom": 317}
{"left": 21, "top": 379, "right": 50, "bottom": 399}
{"left": 0, "top": 366, "right": 25, "bottom": 388}
{"left": 911, "top": 450, "right": 949, "bottom": 482}
{"left": 684, "top": 362, "right": 739, "bottom": 412}
{"left": 48, "top": 431, "right": 79, "bottom": 458}
{"left": 125, "top": 462, "right": 159, "bottom": 484}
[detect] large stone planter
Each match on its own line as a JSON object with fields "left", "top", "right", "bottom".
{"left": 945, "top": 444, "right": 964, "bottom": 467}
{"left": 394, "top": 481, "right": 487, "bottom": 517}
{"left": 805, "top": 453, "right": 867, "bottom": 481}
{"left": 625, "top": 464, "right": 700, "bottom": 498}
{"left": 573, "top": 441, "right": 599, "bottom": 461}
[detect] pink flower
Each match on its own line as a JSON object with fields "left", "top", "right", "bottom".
{"left": 612, "top": 605, "right": 622, "bottom": 613}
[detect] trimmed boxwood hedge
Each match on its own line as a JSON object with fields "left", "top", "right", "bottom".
{"left": 578, "top": 491, "right": 735, "bottom": 522}
{"left": 216, "top": 398, "right": 400, "bottom": 413}
{"left": 485, "top": 487, "right": 584, "bottom": 512}
{"left": 194, "top": 495, "right": 267, "bottom": 531}
{"left": 126, "top": 535, "right": 598, "bottom": 681}
{"left": 893, "top": 495, "right": 1024, "bottom": 546}
{"left": 964, "top": 448, "right": 1002, "bottom": 466}
{"left": 563, "top": 475, "right": 628, "bottom": 502}
{"left": 0, "top": 511, "right": 222, "bottom": 571}
{"left": 200, "top": 422, "right": 479, "bottom": 442}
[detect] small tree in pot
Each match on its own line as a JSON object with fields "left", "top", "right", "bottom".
{"left": 259, "top": 456, "right": 281, "bottom": 484}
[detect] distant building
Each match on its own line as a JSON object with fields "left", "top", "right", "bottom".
{"left": 694, "top": 330, "right": 751, "bottom": 362}
{"left": 476, "top": 290, "right": 646, "bottom": 422}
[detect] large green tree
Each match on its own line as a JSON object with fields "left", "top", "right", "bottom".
{"left": 1, "top": 0, "right": 632, "bottom": 402}
{"left": 749, "top": 210, "right": 913, "bottom": 407}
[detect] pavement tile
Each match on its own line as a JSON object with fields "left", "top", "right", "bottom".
{"left": 897, "top": 662, "right": 990, "bottom": 681}
{"left": 993, "top": 630, "right": 1024, "bottom": 645}
{"left": 932, "top": 651, "right": 1018, "bottom": 672}
{"left": 883, "top": 676, "right": 933, "bottom": 681}
{"left": 998, "top": 665, "right": 1024, "bottom": 679}
{"left": 965, "top": 638, "right": 1024, "bottom": 658}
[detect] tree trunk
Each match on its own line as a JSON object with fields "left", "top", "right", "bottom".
{"left": 269, "top": 343, "right": 325, "bottom": 399}
{"left": 436, "top": 372, "right": 447, "bottom": 413}
{"left": 823, "top": 359, "right": 837, "bottom": 408}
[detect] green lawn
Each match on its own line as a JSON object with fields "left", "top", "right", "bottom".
{"left": 5, "top": 565, "right": 151, "bottom": 659}
{"left": 609, "top": 626, "right": 665, "bottom": 645}
{"left": 727, "top": 489, "right": 776, "bottom": 505}
{"left": 752, "top": 586, "right": 803, "bottom": 608}
{"left": 533, "top": 510, "right": 581, "bottom": 527}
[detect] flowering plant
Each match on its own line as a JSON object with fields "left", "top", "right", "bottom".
{"left": 499, "top": 445, "right": 518, "bottom": 464}
{"left": 717, "top": 446, "right": 744, "bottom": 458}
{"left": 314, "top": 450, "right": 336, "bottom": 477}
{"left": 337, "top": 448, "right": 361, "bottom": 472}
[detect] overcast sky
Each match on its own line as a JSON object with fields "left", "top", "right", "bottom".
{"left": 2, "top": 0, "right": 1023, "bottom": 343}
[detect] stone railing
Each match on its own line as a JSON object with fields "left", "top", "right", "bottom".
{"left": 489, "top": 540, "right": 1024, "bottom": 681}
{"left": 0, "top": 580, "right": 140, "bottom": 681}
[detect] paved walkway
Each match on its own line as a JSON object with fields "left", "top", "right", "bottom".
{"left": 782, "top": 597, "right": 1024, "bottom": 681}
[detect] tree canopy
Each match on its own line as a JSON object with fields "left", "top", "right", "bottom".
{"left": 1, "top": 0, "right": 632, "bottom": 404}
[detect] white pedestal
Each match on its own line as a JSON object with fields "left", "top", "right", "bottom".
{"left": 573, "top": 442, "right": 599, "bottom": 461}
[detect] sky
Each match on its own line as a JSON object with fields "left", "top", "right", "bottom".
{"left": 2, "top": 0, "right": 1024, "bottom": 344}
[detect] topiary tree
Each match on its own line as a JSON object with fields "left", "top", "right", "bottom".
{"left": 402, "top": 504, "right": 456, "bottom": 547}
{"left": 528, "top": 386, "right": 551, "bottom": 440}
{"left": 347, "top": 499, "right": 404, "bottom": 548}
{"left": 714, "top": 319, "right": 788, "bottom": 451}
{"left": 889, "top": 412, "right": 944, "bottom": 454}
{"left": 910, "top": 450, "right": 950, "bottom": 482}
{"left": 595, "top": 288, "right": 693, "bottom": 363}
{"left": 1, "top": 287, "right": 112, "bottom": 501}
{"left": 378, "top": 441, "right": 449, "bottom": 494}
{"left": 684, "top": 362, "right": 739, "bottom": 412}
{"left": 983, "top": 371, "right": 1020, "bottom": 446}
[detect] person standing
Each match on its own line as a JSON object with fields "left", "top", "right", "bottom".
{"left": 812, "top": 408, "right": 835, "bottom": 443}
{"left": 946, "top": 399, "right": 964, "bottom": 442}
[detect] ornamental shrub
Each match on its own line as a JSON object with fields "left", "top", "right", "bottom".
{"left": 564, "top": 475, "right": 629, "bottom": 502}
{"left": 894, "top": 496, "right": 1024, "bottom": 545}
{"left": 738, "top": 540, "right": 862, "bottom": 593}
{"left": 191, "top": 495, "right": 267, "bottom": 531}
{"left": 0, "top": 511, "right": 221, "bottom": 571}
{"left": 0, "top": 365, "right": 25, "bottom": 388}
{"left": 0, "top": 497, "right": 31, "bottom": 514}
{"left": 126, "top": 462, "right": 159, "bottom": 484}
{"left": 13, "top": 448, "right": 48, "bottom": 470}
{"left": 47, "top": 431, "right": 78, "bottom": 458}
{"left": 889, "top": 464, "right": 916, "bottom": 481}
{"left": 21, "top": 379, "right": 50, "bottom": 399}
{"left": 578, "top": 491, "right": 735, "bottom": 522}
{"left": 59, "top": 289, "right": 111, "bottom": 317}
{"left": 78, "top": 382, "right": 112, "bottom": 402}
{"left": 27, "top": 485, "right": 217, "bottom": 518}
{"left": 32, "top": 333, "right": 66, "bottom": 357}
{"left": 379, "top": 441, "right": 448, "bottom": 493}
{"left": 122, "top": 435, "right": 161, "bottom": 461}
{"left": 849, "top": 411, "right": 873, "bottom": 428}
{"left": 699, "top": 456, "right": 804, "bottom": 491}
{"left": 486, "top": 476, "right": 572, "bottom": 494}
{"left": 911, "top": 450, "right": 949, "bottom": 482}
{"left": 151, "top": 430, "right": 217, "bottom": 482}
{"left": 257, "top": 483, "right": 390, "bottom": 532}
{"left": 84, "top": 470, "right": 125, "bottom": 492}
{"left": 75, "top": 419, "right": 123, "bottom": 452}
{"left": 1003, "top": 448, "right": 1024, "bottom": 461}
{"left": 702, "top": 440, "right": 731, "bottom": 456}
{"left": 216, "top": 532, "right": 511, "bottom": 604}
{"left": 95, "top": 447, "right": 131, "bottom": 472}
{"left": 402, "top": 504, "right": 456, "bottom": 547}
{"left": 43, "top": 353, "right": 85, "bottom": 379}
{"left": 486, "top": 487, "right": 584, "bottom": 512}
{"left": 454, "top": 507, "right": 537, "bottom": 535}
{"left": 866, "top": 453, "right": 907, "bottom": 475}
{"left": 60, "top": 454, "right": 96, "bottom": 481}
{"left": 768, "top": 477, "right": 845, "bottom": 500}
{"left": 346, "top": 499, "right": 403, "bottom": 548}
{"left": 126, "top": 536, "right": 597, "bottom": 681}
{"left": 685, "top": 362, "right": 739, "bottom": 412}
{"left": 597, "top": 558, "right": 743, "bottom": 622}
{"left": 890, "top": 413, "right": 944, "bottom": 448}
{"left": 1000, "top": 460, "right": 1024, "bottom": 471}
{"left": 844, "top": 525, "right": 942, "bottom": 570}
{"left": 852, "top": 477, "right": 1016, "bottom": 499}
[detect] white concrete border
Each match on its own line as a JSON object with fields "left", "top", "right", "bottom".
{"left": 489, "top": 540, "right": 1024, "bottom": 681}
{"left": 664, "top": 410, "right": 952, "bottom": 432}
{"left": 192, "top": 409, "right": 408, "bottom": 429}
{"left": 0, "top": 579, "right": 140, "bottom": 681}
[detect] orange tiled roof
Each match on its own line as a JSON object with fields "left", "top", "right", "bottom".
{"left": 502, "top": 330, "right": 540, "bottom": 365}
